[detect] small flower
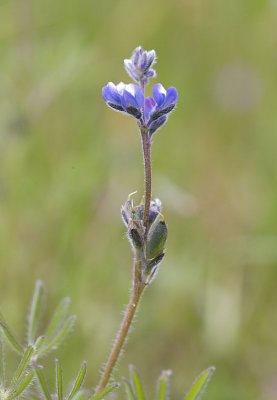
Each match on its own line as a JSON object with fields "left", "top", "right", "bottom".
{"left": 151, "top": 84, "right": 178, "bottom": 117}
{"left": 145, "top": 84, "right": 178, "bottom": 136}
{"left": 124, "top": 46, "right": 157, "bottom": 86}
{"left": 102, "top": 82, "right": 144, "bottom": 119}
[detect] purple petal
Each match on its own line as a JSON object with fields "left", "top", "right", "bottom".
{"left": 125, "top": 84, "right": 144, "bottom": 108}
{"left": 152, "top": 84, "right": 167, "bottom": 107}
{"left": 146, "top": 70, "right": 156, "bottom": 78}
{"left": 162, "top": 87, "right": 178, "bottom": 108}
{"left": 145, "top": 50, "right": 156, "bottom": 69}
{"left": 124, "top": 60, "right": 140, "bottom": 82}
{"left": 134, "top": 88, "right": 144, "bottom": 108}
{"left": 116, "top": 82, "right": 127, "bottom": 95}
{"left": 121, "top": 87, "right": 142, "bottom": 119}
{"left": 144, "top": 97, "right": 156, "bottom": 121}
{"left": 132, "top": 46, "right": 142, "bottom": 66}
{"left": 140, "top": 53, "right": 147, "bottom": 71}
{"left": 124, "top": 59, "right": 132, "bottom": 71}
{"left": 102, "top": 82, "right": 122, "bottom": 106}
{"left": 121, "top": 90, "right": 137, "bottom": 109}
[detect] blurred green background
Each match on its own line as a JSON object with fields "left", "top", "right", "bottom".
{"left": 1, "top": 0, "right": 277, "bottom": 398}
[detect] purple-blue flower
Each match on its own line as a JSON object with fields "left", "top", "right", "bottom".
{"left": 102, "top": 82, "right": 178, "bottom": 136}
{"left": 102, "top": 82, "right": 144, "bottom": 119}
{"left": 144, "top": 84, "right": 178, "bottom": 136}
{"left": 124, "top": 46, "right": 157, "bottom": 86}
{"left": 102, "top": 47, "right": 178, "bottom": 137}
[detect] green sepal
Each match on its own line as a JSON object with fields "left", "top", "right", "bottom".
{"left": 129, "top": 228, "right": 143, "bottom": 250}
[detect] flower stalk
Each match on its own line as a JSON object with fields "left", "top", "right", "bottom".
{"left": 141, "top": 127, "right": 152, "bottom": 233}
{"left": 95, "top": 255, "right": 145, "bottom": 394}
{"left": 98, "top": 46, "right": 178, "bottom": 392}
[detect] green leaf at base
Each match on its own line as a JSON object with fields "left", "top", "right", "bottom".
{"left": 156, "top": 370, "right": 172, "bottom": 400}
{"left": 185, "top": 366, "right": 216, "bottom": 400}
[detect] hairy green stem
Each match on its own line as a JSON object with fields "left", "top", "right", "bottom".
{"left": 95, "top": 256, "right": 145, "bottom": 394}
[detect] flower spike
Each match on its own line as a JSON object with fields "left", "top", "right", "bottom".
{"left": 102, "top": 47, "right": 178, "bottom": 138}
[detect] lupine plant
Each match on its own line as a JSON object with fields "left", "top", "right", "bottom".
{"left": 0, "top": 46, "right": 215, "bottom": 399}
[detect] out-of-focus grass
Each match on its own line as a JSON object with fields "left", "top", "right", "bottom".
{"left": 0, "top": 0, "right": 277, "bottom": 399}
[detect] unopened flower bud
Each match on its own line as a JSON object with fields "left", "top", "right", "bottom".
{"left": 124, "top": 46, "right": 157, "bottom": 86}
{"left": 144, "top": 252, "right": 165, "bottom": 285}
{"left": 147, "top": 252, "right": 165, "bottom": 270}
{"left": 146, "top": 218, "right": 168, "bottom": 261}
{"left": 128, "top": 228, "right": 143, "bottom": 250}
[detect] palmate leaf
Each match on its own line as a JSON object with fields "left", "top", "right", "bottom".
{"left": 34, "top": 361, "right": 88, "bottom": 400}
{"left": 0, "top": 347, "right": 35, "bottom": 400}
{"left": 0, "top": 281, "right": 76, "bottom": 361}
{"left": 0, "top": 281, "right": 80, "bottom": 400}
{"left": 27, "top": 280, "right": 45, "bottom": 345}
{"left": 156, "top": 370, "right": 172, "bottom": 400}
{"left": 185, "top": 367, "right": 215, "bottom": 400}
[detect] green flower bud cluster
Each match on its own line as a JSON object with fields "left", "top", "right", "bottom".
{"left": 121, "top": 194, "right": 168, "bottom": 285}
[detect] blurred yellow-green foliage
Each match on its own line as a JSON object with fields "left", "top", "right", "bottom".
{"left": 1, "top": 0, "right": 277, "bottom": 399}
